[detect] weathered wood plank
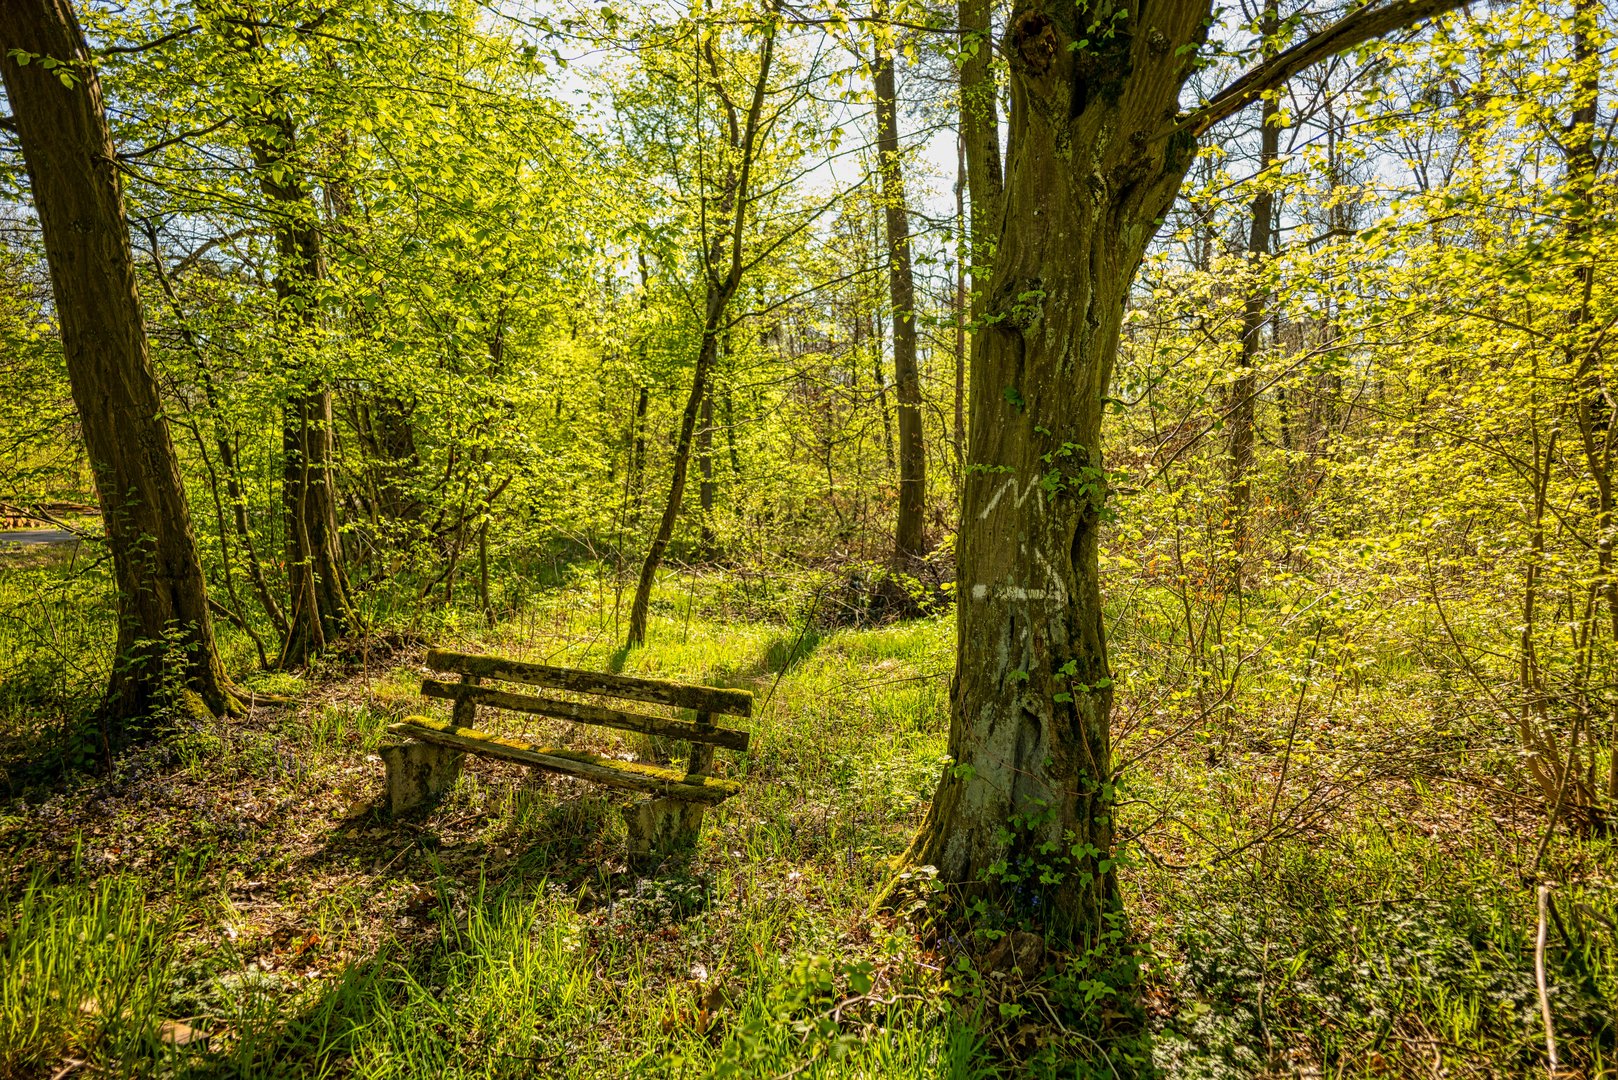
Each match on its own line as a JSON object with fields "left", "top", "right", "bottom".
{"left": 425, "top": 648, "right": 753, "bottom": 717}
{"left": 687, "top": 710, "right": 717, "bottom": 777}
{"left": 451, "top": 672, "right": 479, "bottom": 726}
{"left": 389, "top": 716, "right": 741, "bottom": 803}
{"left": 419, "top": 679, "right": 751, "bottom": 750}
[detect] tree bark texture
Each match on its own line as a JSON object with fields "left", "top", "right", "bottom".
{"left": 0, "top": 0, "right": 238, "bottom": 728}
{"left": 901, "top": 0, "right": 1469, "bottom": 948}
{"left": 906, "top": 0, "right": 1206, "bottom": 942}
{"left": 874, "top": 36, "right": 926, "bottom": 564}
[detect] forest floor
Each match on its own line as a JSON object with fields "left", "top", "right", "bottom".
{"left": 0, "top": 553, "right": 1615, "bottom": 1078}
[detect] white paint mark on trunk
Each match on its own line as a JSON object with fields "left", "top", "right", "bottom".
{"left": 978, "top": 477, "right": 1014, "bottom": 520}
{"left": 971, "top": 582, "right": 1058, "bottom": 602}
{"left": 1034, "top": 548, "right": 1069, "bottom": 603}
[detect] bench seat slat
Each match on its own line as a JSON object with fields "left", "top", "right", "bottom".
{"left": 419, "top": 678, "right": 750, "bottom": 750}
{"left": 389, "top": 717, "right": 741, "bottom": 804}
{"left": 426, "top": 648, "right": 752, "bottom": 717}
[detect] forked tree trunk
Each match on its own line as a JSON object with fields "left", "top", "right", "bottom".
{"left": 874, "top": 31, "right": 926, "bottom": 565}
{"left": 901, "top": 0, "right": 1470, "bottom": 947}
{"left": 0, "top": 0, "right": 239, "bottom": 730}
{"left": 902, "top": 0, "right": 1205, "bottom": 943}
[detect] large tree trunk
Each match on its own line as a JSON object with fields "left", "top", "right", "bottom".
{"left": 899, "top": 0, "right": 1468, "bottom": 949}
{"left": 904, "top": 0, "right": 1205, "bottom": 943}
{"left": 0, "top": 0, "right": 239, "bottom": 730}
{"left": 874, "top": 31, "right": 926, "bottom": 565}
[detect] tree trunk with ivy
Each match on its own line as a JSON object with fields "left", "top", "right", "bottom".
{"left": 900, "top": 0, "right": 1469, "bottom": 947}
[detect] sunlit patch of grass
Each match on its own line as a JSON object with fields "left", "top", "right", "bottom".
{"left": 0, "top": 874, "right": 180, "bottom": 1076}
{"left": 241, "top": 669, "right": 309, "bottom": 698}
{"left": 2, "top": 563, "right": 1616, "bottom": 1077}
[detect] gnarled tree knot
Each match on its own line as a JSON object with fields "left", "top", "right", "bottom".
{"left": 1012, "top": 11, "right": 1059, "bottom": 75}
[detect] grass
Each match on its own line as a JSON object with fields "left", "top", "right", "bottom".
{"left": 0, "top": 552, "right": 1614, "bottom": 1078}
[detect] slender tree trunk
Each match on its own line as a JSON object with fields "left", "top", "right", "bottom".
{"left": 1227, "top": 1, "right": 1281, "bottom": 587}
{"left": 627, "top": 12, "right": 779, "bottom": 647}
{"left": 0, "top": 0, "right": 239, "bottom": 731}
{"left": 217, "top": 10, "right": 357, "bottom": 667}
{"left": 629, "top": 385, "right": 650, "bottom": 527}
{"left": 873, "top": 308, "right": 896, "bottom": 471}
{"left": 143, "top": 225, "right": 289, "bottom": 642}
{"left": 723, "top": 388, "right": 742, "bottom": 479}
{"left": 629, "top": 322, "right": 722, "bottom": 645}
{"left": 698, "top": 388, "right": 718, "bottom": 557}
{"left": 258, "top": 146, "right": 356, "bottom": 668}
{"left": 874, "top": 27, "right": 926, "bottom": 564}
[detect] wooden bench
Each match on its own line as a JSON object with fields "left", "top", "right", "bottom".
{"left": 380, "top": 648, "right": 753, "bottom": 859}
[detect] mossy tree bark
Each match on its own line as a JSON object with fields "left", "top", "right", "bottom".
{"left": 903, "top": 0, "right": 1472, "bottom": 946}
{"left": 906, "top": 0, "right": 1205, "bottom": 942}
{"left": 0, "top": 0, "right": 240, "bottom": 732}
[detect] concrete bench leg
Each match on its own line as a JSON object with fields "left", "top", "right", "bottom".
{"left": 380, "top": 740, "right": 464, "bottom": 816}
{"left": 624, "top": 797, "right": 705, "bottom": 862}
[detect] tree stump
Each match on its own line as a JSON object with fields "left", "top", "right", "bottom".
{"left": 380, "top": 740, "right": 463, "bottom": 816}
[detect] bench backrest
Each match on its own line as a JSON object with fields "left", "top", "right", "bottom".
{"left": 422, "top": 649, "right": 752, "bottom": 766}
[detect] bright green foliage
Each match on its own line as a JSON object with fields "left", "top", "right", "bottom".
{"left": 2, "top": 0, "right": 1617, "bottom": 1074}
